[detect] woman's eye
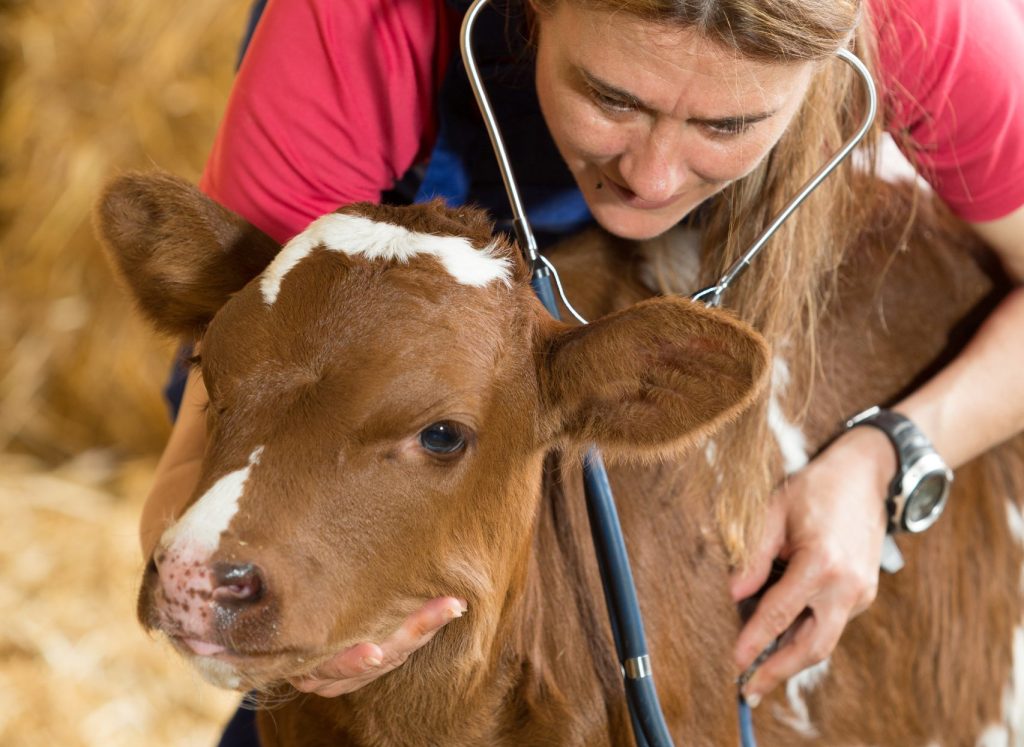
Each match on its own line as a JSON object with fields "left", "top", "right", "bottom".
{"left": 587, "top": 86, "right": 635, "bottom": 114}
{"left": 704, "top": 120, "right": 754, "bottom": 138}
{"left": 418, "top": 421, "right": 468, "bottom": 456}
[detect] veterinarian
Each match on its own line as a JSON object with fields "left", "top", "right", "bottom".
{"left": 140, "top": 0, "right": 1024, "bottom": 742}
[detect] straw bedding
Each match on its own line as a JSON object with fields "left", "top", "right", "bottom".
{"left": 0, "top": 0, "right": 258, "bottom": 743}
{"left": 0, "top": 452, "right": 238, "bottom": 746}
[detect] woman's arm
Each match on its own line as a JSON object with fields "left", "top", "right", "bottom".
{"left": 732, "top": 204, "right": 1024, "bottom": 704}
{"left": 139, "top": 367, "right": 208, "bottom": 559}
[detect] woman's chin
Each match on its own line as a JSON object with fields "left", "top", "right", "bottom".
{"left": 587, "top": 199, "right": 693, "bottom": 241}
{"left": 593, "top": 204, "right": 679, "bottom": 240}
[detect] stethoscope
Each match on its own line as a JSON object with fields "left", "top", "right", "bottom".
{"left": 461, "top": 2, "right": 878, "bottom": 745}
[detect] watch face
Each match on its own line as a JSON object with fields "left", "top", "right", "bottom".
{"left": 905, "top": 472, "right": 949, "bottom": 528}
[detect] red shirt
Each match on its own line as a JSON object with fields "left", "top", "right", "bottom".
{"left": 201, "top": 0, "right": 1024, "bottom": 243}
{"left": 873, "top": 0, "right": 1024, "bottom": 221}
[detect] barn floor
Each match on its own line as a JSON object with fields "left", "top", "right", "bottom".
{"left": 0, "top": 452, "right": 238, "bottom": 746}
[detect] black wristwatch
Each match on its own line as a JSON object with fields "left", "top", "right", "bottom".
{"left": 845, "top": 406, "right": 954, "bottom": 534}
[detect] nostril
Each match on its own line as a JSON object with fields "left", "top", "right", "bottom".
{"left": 212, "top": 562, "right": 264, "bottom": 605}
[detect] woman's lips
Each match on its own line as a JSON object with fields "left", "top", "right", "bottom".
{"left": 603, "top": 177, "right": 681, "bottom": 210}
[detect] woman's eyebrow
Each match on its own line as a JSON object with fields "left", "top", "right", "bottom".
{"left": 689, "top": 111, "right": 776, "bottom": 128}
{"left": 579, "top": 67, "right": 649, "bottom": 109}
{"left": 578, "top": 66, "right": 778, "bottom": 125}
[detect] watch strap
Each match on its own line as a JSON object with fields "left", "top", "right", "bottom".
{"left": 845, "top": 405, "right": 951, "bottom": 536}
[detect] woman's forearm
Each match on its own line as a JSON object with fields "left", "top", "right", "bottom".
{"left": 896, "top": 286, "right": 1024, "bottom": 468}
{"left": 897, "top": 206, "right": 1024, "bottom": 467}
{"left": 140, "top": 367, "right": 208, "bottom": 560}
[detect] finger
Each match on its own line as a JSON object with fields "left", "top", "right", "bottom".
{"left": 742, "top": 605, "right": 845, "bottom": 704}
{"left": 315, "top": 641, "right": 387, "bottom": 680}
{"left": 290, "top": 596, "right": 467, "bottom": 697}
{"left": 377, "top": 596, "right": 467, "bottom": 664}
{"left": 734, "top": 552, "right": 818, "bottom": 672}
{"left": 289, "top": 672, "right": 376, "bottom": 698}
{"left": 729, "top": 492, "right": 787, "bottom": 602}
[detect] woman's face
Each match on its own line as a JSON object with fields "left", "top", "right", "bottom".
{"left": 534, "top": 3, "right": 816, "bottom": 240}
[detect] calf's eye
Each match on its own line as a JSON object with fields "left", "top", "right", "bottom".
{"left": 419, "top": 421, "right": 467, "bottom": 456}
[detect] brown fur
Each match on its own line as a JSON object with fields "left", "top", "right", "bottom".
{"left": 98, "top": 171, "right": 1024, "bottom": 746}
{"left": 94, "top": 172, "right": 281, "bottom": 337}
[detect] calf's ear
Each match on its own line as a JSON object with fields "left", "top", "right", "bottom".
{"left": 539, "top": 297, "right": 770, "bottom": 458}
{"left": 94, "top": 171, "right": 280, "bottom": 336}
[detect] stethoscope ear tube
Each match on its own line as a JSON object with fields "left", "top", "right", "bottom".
{"left": 461, "top": 2, "right": 876, "bottom": 744}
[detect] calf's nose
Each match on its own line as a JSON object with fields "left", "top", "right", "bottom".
{"left": 213, "top": 562, "right": 265, "bottom": 606}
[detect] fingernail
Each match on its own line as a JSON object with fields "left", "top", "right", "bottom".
{"left": 457, "top": 598, "right": 468, "bottom": 613}
{"left": 362, "top": 656, "right": 382, "bottom": 669}
{"left": 745, "top": 693, "right": 761, "bottom": 709}
{"left": 444, "top": 605, "right": 464, "bottom": 621}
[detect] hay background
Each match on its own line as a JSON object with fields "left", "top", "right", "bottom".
{"left": 1, "top": 0, "right": 254, "bottom": 743}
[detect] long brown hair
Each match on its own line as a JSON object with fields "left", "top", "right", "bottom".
{"left": 531, "top": 0, "right": 883, "bottom": 562}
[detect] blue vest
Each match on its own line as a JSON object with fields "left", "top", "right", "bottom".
{"left": 412, "top": 0, "right": 593, "bottom": 248}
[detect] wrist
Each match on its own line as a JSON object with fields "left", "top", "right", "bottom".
{"left": 837, "top": 424, "right": 898, "bottom": 505}
{"left": 844, "top": 406, "right": 954, "bottom": 534}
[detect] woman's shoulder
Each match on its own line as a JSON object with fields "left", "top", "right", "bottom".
{"left": 868, "top": 0, "right": 1024, "bottom": 221}
{"left": 870, "top": 0, "right": 1023, "bottom": 106}
{"left": 201, "top": 0, "right": 460, "bottom": 243}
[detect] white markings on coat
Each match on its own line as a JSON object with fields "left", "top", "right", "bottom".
{"left": 975, "top": 723, "right": 1009, "bottom": 747}
{"left": 1007, "top": 500, "right": 1024, "bottom": 593}
{"left": 160, "top": 446, "right": 264, "bottom": 558}
{"left": 1002, "top": 626, "right": 1024, "bottom": 743}
{"left": 1007, "top": 500, "right": 1024, "bottom": 547}
{"left": 773, "top": 658, "right": 829, "bottom": 739}
{"left": 767, "top": 355, "right": 809, "bottom": 475}
{"left": 261, "top": 212, "right": 511, "bottom": 304}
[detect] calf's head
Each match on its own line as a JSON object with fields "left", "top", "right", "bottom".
{"left": 97, "top": 172, "right": 769, "bottom": 690}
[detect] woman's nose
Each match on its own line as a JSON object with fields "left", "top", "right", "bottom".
{"left": 618, "top": 123, "right": 689, "bottom": 203}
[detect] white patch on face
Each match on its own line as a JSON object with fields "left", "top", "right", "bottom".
{"left": 160, "top": 446, "right": 264, "bottom": 558}
{"left": 260, "top": 212, "right": 511, "bottom": 304}
{"left": 191, "top": 655, "right": 243, "bottom": 690}
{"left": 767, "top": 355, "right": 808, "bottom": 475}
{"left": 772, "top": 658, "right": 829, "bottom": 739}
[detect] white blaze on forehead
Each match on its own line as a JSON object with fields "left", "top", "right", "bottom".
{"left": 160, "top": 446, "right": 264, "bottom": 557}
{"left": 260, "top": 212, "right": 512, "bottom": 304}
{"left": 767, "top": 355, "right": 809, "bottom": 475}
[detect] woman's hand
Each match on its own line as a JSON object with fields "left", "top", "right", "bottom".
{"left": 287, "top": 596, "right": 468, "bottom": 697}
{"left": 729, "top": 426, "right": 894, "bottom": 706}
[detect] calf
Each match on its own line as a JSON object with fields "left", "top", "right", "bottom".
{"left": 98, "top": 172, "right": 1023, "bottom": 746}
{"left": 98, "top": 172, "right": 768, "bottom": 746}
